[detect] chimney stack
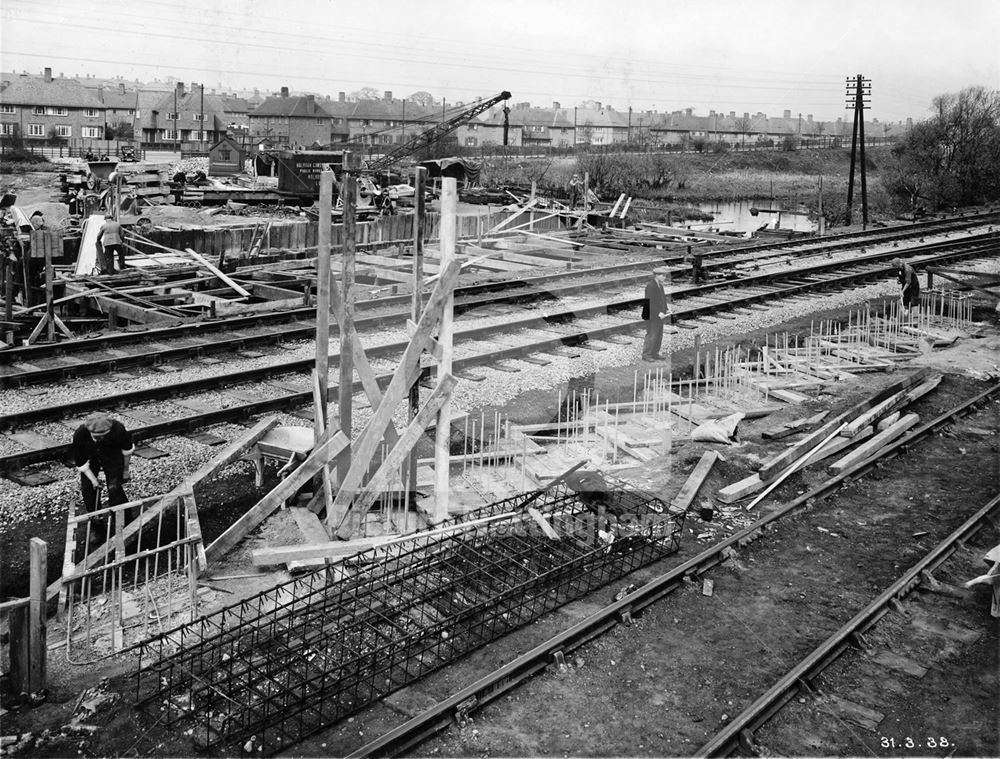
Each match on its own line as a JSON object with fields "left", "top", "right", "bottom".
{"left": 119, "top": 82, "right": 126, "bottom": 95}
{"left": 595, "top": 101, "right": 602, "bottom": 110}
{"left": 338, "top": 91, "right": 346, "bottom": 102}
{"left": 176, "top": 81, "right": 185, "bottom": 96}
{"left": 306, "top": 94, "right": 316, "bottom": 114}
{"left": 807, "top": 114, "right": 813, "bottom": 122}
{"left": 280, "top": 86, "right": 289, "bottom": 98}
{"left": 383, "top": 90, "right": 392, "bottom": 101}
{"left": 729, "top": 111, "right": 735, "bottom": 118}
{"left": 552, "top": 101, "right": 561, "bottom": 109}
{"left": 685, "top": 107, "right": 693, "bottom": 116}
{"left": 783, "top": 109, "right": 791, "bottom": 119}
{"left": 44, "top": 67, "right": 52, "bottom": 83}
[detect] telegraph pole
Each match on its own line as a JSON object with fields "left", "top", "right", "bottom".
{"left": 844, "top": 74, "right": 871, "bottom": 227}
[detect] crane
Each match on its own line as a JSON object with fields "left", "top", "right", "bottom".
{"left": 364, "top": 90, "right": 511, "bottom": 173}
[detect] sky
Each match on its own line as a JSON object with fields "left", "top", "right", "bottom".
{"left": 2, "top": 0, "right": 998, "bottom": 123}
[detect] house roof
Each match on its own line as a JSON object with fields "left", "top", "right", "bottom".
{"left": 251, "top": 94, "right": 334, "bottom": 119}
{"left": 0, "top": 74, "right": 103, "bottom": 108}
{"left": 322, "top": 97, "right": 439, "bottom": 123}
{"left": 210, "top": 135, "right": 246, "bottom": 153}
{"left": 143, "top": 89, "right": 230, "bottom": 129}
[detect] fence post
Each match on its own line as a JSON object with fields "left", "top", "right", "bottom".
{"left": 29, "top": 537, "right": 47, "bottom": 692}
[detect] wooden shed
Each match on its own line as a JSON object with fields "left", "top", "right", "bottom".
{"left": 208, "top": 135, "right": 248, "bottom": 177}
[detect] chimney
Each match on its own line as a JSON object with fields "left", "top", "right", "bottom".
{"left": 685, "top": 108, "right": 693, "bottom": 116}
{"left": 595, "top": 101, "right": 602, "bottom": 110}
{"left": 552, "top": 101, "right": 561, "bottom": 109}
{"left": 709, "top": 110, "right": 716, "bottom": 116}
{"left": 807, "top": 114, "right": 813, "bottom": 122}
{"left": 383, "top": 90, "right": 392, "bottom": 101}
{"left": 783, "top": 109, "right": 791, "bottom": 119}
{"left": 280, "top": 86, "right": 289, "bottom": 98}
{"left": 44, "top": 67, "right": 52, "bottom": 82}
{"left": 98, "top": 85, "right": 104, "bottom": 102}
{"left": 306, "top": 94, "right": 316, "bottom": 114}
{"left": 60, "top": 71, "right": 65, "bottom": 78}
{"left": 729, "top": 111, "right": 735, "bottom": 118}
{"left": 176, "top": 81, "right": 185, "bottom": 96}
{"left": 744, "top": 112, "right": 749, "bottom": 119}
{"left": 338, "top": 91, "right": 346, "bottom": 102}
{"left": 119, "top": 82, "right": 125, "bottom": 95}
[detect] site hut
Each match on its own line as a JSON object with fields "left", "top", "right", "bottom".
{"left": 208, "top": 134, "right": 248, "bottom": 177}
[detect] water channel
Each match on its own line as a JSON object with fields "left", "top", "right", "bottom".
{"left": 690, "top": 198, "right": 817, "bottom": 234}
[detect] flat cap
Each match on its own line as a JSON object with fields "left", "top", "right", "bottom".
{"left": 84, "top": 413, "right": 113, "bottom": 435}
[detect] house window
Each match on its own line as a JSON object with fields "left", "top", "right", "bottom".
{"left": 162, "top": 129, "right": 179, "bottom": 140}
{"left": 28, "top": 123, "right": 45, "bottom": 136}
{"left": 55, "top": 125, "right": 72, "bottom": 137}
{"left": 193, "top": 113, "right": 204, "bottom": 121}
{"left": 33, "top": 106, "right": 45, "bottom": 115}
{"left": 84, "top": 108, "right": 100, "bottom": 118}
{"left": 382, "top": 135, "right": 392, "bottom": 145}
{"left": 166, "top": 112, "right": 178, "bottom": 120}
{"left": 316, "top": 118, "right": 326, "bottom": 125}
{"left": 468, "top": 124, "right": 478, "bottom": 131}
{"left": 45, "top": 107, "right": 68, "bottom": 116}
{"left": 219, "top": 149, "right": 231, "bottom": 160}
{"left": 82, "top": 126, "right": 102, "bottom": 138}
{"left": 362, "top": 119, "right": 371, "bottom": 127}
{"left": 0, "top": 123, "right": 15, "bottom": 135}
{"left": 127, "top": 109, "right": 135, "bottom": 116}
{"left": 0, "top": 105, "right": 13, "bottom": 114}
{"left": 465, "top": 137, "right": 478, "bottom": 147}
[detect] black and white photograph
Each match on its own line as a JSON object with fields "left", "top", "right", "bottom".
{"left": 1, "top": 1, "right": 998, "bottom": 756}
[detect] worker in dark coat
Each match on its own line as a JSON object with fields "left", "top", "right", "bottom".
{"left": 73, "top": 413, "right": 134, "bottom": 536}
{"left": 641, "top": 269, "right": 670, "bottom": 361}
{"left": 96, "top": 213, "right": 124, "bottom": 274}
{"left": 892, "top": 257, "right": 920, "bottom": 310}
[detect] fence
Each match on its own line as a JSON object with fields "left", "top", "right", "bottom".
{"left": 129, "top": 207, "right": 565, "bottom": 260}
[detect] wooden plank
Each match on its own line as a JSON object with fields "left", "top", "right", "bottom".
{"left": 799, "top": 426, "right": 874, "bottom": 468}
{"left": 185, "top": 247, "right": 251, "bottom": 297}
{"left": 526, "top": 506, "right": 560, "bottom": 540}
{"left": 828, "top": 413, "right": 919, "bottom": 475}
{"left": 327, "top": 260, "right": 461, "bottom": 529}
{"left": 336, "top": 374, "right": 458, "bottom": 539}
{"left": 252, "top": 535, "right": 402, "bottom": 566}
{"left": 288, "top": 506, "right": 330, "bottom": 543}
{"left": 717, "top": 472, "right": 763, "bottom": 504}
{"left": 29, "top": 537, "right": 47, "bottom": 692}
{"left": 207, "top": 428, "right": 350, "bottom": 563}
{"left": 761, "top": 411, "right": 829, "bottom": 440}
{"left": 671, "top": 451, "right": 720, "bottom": 513}
{"left": 758, "top": 368, "right": 933, "bottom": 482}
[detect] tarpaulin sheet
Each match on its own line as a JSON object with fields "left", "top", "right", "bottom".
{"left": 418, "top": 157, "right": 482, "bottom": 184}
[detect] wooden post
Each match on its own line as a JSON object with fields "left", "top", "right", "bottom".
{"left": 408, "top": 167, "right": 426, "bottom": 501}
{"left": 315, "top": 170, "right": 333, "bottom": 435}
{"left": 339, "top": 174, "right": 357, "bottom": 482}
{"left": 434, "top": 177, "right": 458, "bottom": 522}
{"left": 29, "top": 537, "right": 47, "bottom": 692}
{"left": 44, "top": 236, "right": 55, "bottom": 342}
{"left": 583, "top": 172, "right": 590, "bottom": 216}
{"left": 817, "top": 175, "right": 825, "bottom": 236}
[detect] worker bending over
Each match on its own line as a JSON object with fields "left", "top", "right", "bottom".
{"left": 892, "top": 257, "right": 920, "bottom": 312}
{"left": 73, "top": 413, "right": 134, "bottom": 539}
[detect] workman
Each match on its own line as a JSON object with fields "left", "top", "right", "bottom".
{"left": 892, "top": 257, "right": 920, "bottom": 311}
{"left": 641, "top": 269, "right": 670, "bottom": 361}
{"left": 72, "top": 413, "right": 134, "bottom": 538}
{"left": 569, "top": 174, "right": 582, "bottom": 210}
{"left": 96, "top": 213, "right": 124, "bottom": 274}
{"left": 684, "top": 246, "right": 705, "bottom": 284}
{"left": 29, "top": 210, "right": 46, "bottom": 230}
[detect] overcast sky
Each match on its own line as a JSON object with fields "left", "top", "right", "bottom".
{"left": 2, "top": 0, "right": 998, "bottom": 122}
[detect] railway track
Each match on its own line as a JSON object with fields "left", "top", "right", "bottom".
{"left": 1, "top": 234, "right": 997, "bottom": 473}
{"left": 1, "top": 212, "right": 996, "bottom": 383}
{"left": 697, "top": 492, "right": 999, "bottom": 757}
{"left": 338, "top": 379, "right": 1000, "bottom": 758}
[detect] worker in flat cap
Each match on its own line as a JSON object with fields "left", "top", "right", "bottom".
{"left": 641, "top": 268, "right": 671, "bottom": 361}
{"left": 891, "top": 257, "right": 920, "bottom": 312}
{"left": 72, "top": 413, "right": 134, "bottom": 535}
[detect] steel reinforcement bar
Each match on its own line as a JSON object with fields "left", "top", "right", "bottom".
{"left": 344, "top": 379, "right": 1000, "bottom": 758}
{"left": 2, "top": 238, "right": 996, "bottom": 473}
{"left": 130, "top": 479, "right": 684, "bottom": 755}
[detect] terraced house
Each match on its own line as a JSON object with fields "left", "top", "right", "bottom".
{"left": 248, "top": 87, "right": 345, "bottom": 149}
{"left": 0, "top": 67, "right": 107, "bottom": 143}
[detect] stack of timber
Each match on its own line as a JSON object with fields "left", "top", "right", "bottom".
{"left": 119, "top": 164, "right": 172, "bottom": 202}
{"left": 58, "top": 169, "right": 91, "bottom": 201}
{"left": 717, "top": 368, "right": 942, "bottom": 506}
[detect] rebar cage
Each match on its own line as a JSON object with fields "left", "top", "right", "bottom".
{"left": 131, "top": 477, "right": 683, "bottom": 754}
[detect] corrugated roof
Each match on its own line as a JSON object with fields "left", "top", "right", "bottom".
{"left": 0, "top": 75, "right": 103, "bottom": 108}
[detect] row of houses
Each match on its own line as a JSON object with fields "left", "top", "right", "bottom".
{"left": 1, "top": 67, "right": 912, "bottom": 153}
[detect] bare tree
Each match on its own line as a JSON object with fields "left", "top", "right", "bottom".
{"left": 407, "top": 91, "right": 437, "bottom": 108}
{"left": 734, "top": 116, "right": 752, "bottom": 149}
{"left": 350, "top": 87, "right": 381, "bottom": 101}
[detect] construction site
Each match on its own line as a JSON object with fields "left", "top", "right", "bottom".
{"left": 2, "top": 60, "right": 1000, "bottom": 758}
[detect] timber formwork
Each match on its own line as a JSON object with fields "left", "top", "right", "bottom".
{"left": 131, "top": 479, "right": 683, "bottom": 754}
